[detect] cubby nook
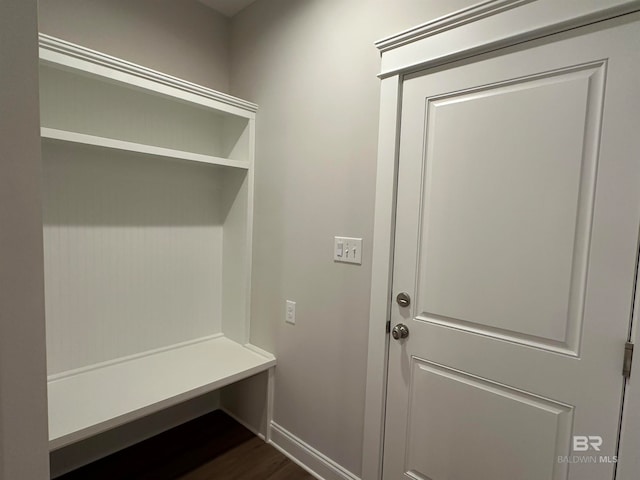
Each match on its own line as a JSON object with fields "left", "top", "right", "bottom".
{"left": 39, "top": 35, "right": 274, "bottom": 450}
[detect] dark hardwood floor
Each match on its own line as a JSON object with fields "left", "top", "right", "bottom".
{"left": 54, "top": 411, "right": 315, "bottom": 480}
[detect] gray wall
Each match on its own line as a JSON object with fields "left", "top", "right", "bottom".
{"left": 229, "top": 0, "right": 476, "bottom": 475}
{"left": 38, "top": 0, "right": 230, "bottom": 92}
{"left": 0, "top": 0, "right": 50, "bottom": 478}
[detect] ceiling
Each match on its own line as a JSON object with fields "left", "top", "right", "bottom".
{"left": 197, "top": 0, "right": 259, "bottom": 17}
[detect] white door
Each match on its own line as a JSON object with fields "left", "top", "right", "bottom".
{"left": 384, "top": 17, "right": 640, "bottom": 480}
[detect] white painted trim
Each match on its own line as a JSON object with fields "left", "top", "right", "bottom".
{"left": 376, "top": 0, "right": 640, "bottom": 77}
{"left": 39, "top": 34, "right": 258, "bottom": 114}
{"left": 269, "top": 422, "right": 360, "bottom": 480}
{"left": 243, "top": 118, "right": 257, "bottom": 345}
{"left": 361, "top": 75, "right": 401, "bottom": 480}
{"left": 375, "top": 0, "right": 531, "bottom": 52}
{"left": 265, "top": 367, "right": 275, "bottom": 443}
{"left": 367, "top": 2, "right": 640, "bottom": 479}
{"left": 41, "top": 128, "right": 251, "bottom": 170}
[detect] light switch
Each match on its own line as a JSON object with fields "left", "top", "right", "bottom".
{"left": 334, "top": 236, "right": 362, "bottom": 265}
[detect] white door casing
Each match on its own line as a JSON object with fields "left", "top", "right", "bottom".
{"left": 383, "top": 17, "right": 640, "bottom": 480}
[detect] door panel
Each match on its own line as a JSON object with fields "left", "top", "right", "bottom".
{"left": 384, "top": 17, "right": 640, "bottom": 480}
{"left": 417, "top": 63, "right": 603, "bottom": 353}
{"left": 405, "top": 360, "right": 572, "bottom": 480}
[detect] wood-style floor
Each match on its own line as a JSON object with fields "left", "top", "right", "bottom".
{"left": 55, "top": 410, "right": 315, "bottom": 480}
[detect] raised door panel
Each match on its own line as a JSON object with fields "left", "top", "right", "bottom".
{"left": 417, "top": 64, "right": 604, "bottom": 355}
{"left": 405, "top": 359, "right": 572, "bottom": 480}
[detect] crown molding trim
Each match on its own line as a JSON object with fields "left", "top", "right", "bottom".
{"left": 39, "top": 34, "right": 258, "bottom": 113}
{"left": 375, "top": 0, "right": 640, "bottom": 77}
{"left": 375, "top": 0, "right": 532, "bottom": 53}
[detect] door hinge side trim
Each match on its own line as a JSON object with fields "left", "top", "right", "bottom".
{"left": 623, "top": 342, "right": 634, "bottom": 379}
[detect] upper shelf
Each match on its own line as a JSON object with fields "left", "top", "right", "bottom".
{"left": 42, "top": 127, "right": 250, "bottom": 170}
{"left": 39, "top": 34, "right": 255, "bottom": 165}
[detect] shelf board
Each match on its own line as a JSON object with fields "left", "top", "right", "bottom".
{"left": 47, "top": 336, "right": 275, "bottom": 450}
{"left": 41, "top": 127, "right": 250, "bottom": 170}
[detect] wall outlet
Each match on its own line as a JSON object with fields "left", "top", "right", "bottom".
{"left": 334, "top": 236, "right": 362, "bottom": 265}
{"left": 286, "top": 300, "right": 296, "bottom": 325}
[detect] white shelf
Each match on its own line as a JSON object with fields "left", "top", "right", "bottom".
{"left": 47, "top": 336, "right": 275, "bottom": 450}
{"left": 41, "top": 127, "right": 250, "bottom": 170}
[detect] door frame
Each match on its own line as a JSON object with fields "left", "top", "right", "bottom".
{"left": 362, "top": 1, "right": 640, "bottom": 479}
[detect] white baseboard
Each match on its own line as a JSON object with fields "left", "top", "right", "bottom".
{"left": 269, "top": 421, "right": 360, "bottom": 480}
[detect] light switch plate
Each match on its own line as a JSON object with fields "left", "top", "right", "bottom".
{"left": 334, "top": 236, "right": 362, "bottom": 265}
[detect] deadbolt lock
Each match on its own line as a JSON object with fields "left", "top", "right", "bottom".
{"left": 396, "top": 292, "right": 411, "bottom": 307}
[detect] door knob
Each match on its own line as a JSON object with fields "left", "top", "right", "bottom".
{"left": 392, "top": 324, "right": 409, "bottom": 340}
{"left": 396, "top": 292, "right": 411, "bottom": 307}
